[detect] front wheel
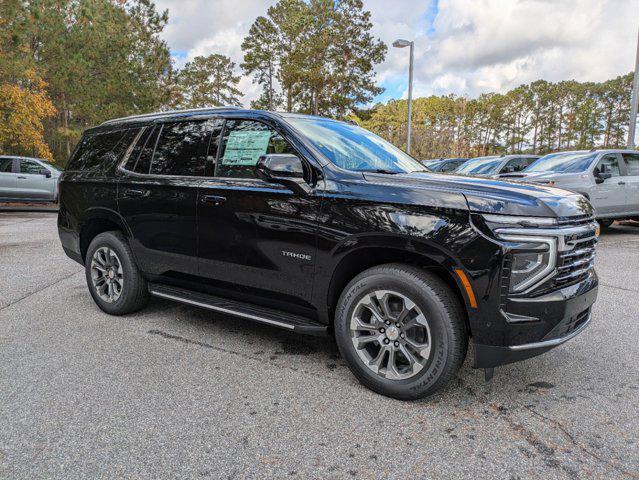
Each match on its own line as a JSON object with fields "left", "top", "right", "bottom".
{"left": 85, "top": 231, "right": 149, "bottom": 315}
{"left": 334, "top": 264, "right": 468, "bottom": 400}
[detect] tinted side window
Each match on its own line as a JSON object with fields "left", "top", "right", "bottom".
{"left": 217, "top": 120, "right": 296, "bottom": 179}
{"left": 20, "top": 160, "right": 43, "bottom": 174}
{"left": 133, "top": 126, "right": 160, "bottom": 175}
{"left": 73, "top": 130, "right": 128, "bottom": 172}
{"left": 622, "top": 153, "right": 639, "bottom": 175}
{"left": 150, "top": 121, "right": 210, "bottom": 176}
{"left": 0, "top": 158, "right": 13, "bottom": 172}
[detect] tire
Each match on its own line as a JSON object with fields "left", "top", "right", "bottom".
{"left": 598, "top": 219, "right": 614, "bottom": 229}
{"left": 334, "top": 263, "right": 468, "bottom": 400}
{"left": 85, "top": 231, "right": 149, "bottom": 315}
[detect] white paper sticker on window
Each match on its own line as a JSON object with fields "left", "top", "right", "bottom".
{"left": 220, "top": 130, "right": 271, "bottom": 166}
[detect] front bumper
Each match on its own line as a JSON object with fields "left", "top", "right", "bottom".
{"left": 473, "top": 270, "right": 598, "bottom": 368}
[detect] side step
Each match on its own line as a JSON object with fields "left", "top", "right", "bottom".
{"left": 148, "top": 283, "right": 328, "bottom": 336}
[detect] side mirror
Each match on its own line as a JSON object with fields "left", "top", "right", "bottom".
{"left": 504, "top": 165, "right": 516, "bottom": 173}
{"left": 256, "top": 154, "right": 311, "bottom": 195}
{"left": 40, "top": 168, "right": 52, "bottom": 178}
{"left": 595, "top": 172, "right": 611, "bottom": 184}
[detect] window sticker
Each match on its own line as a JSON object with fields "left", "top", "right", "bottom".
{"left": 221, "top": 130, "right": 271, "bottom": 166}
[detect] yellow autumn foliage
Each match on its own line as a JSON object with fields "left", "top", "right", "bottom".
{"left": 0, "top": 70, "right": 56, "bottom": 160}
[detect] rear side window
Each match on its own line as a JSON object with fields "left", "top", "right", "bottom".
{"left": 71, "top": 130, "right": 127, "bottom": 171}
{"left": 150, "top": 121, "right": 210, "bottom": 176}
{"left": 0, "top": 158, "right": 13, "bottom": 172}
{"left": 124, "top": 126, "right": 160, "bottom": 175}
{"left": 68, "top": 128, "right": 140, "bottom": 172}
{"left": 622, "top": 153, "right": 639, "bottom": 175}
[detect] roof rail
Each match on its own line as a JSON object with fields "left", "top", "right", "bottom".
{"left": 100, "top": 106, "right": 242, "bottom": 126}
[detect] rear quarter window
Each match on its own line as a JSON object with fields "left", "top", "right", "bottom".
{"left": 68, "top": 128, "right": 140, "bottom": 172}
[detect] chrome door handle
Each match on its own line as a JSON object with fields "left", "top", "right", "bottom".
{"left": 17, "top": 176, "right": 26, "bottom": 179}
{"left": 618, "top": 181, "right": 626, "bottom": 185}
{"left": 201, "top": 195, "right": 226, "bottom": 205}
{"left": 124, "top": 188, "right": 146, "bottom": 197}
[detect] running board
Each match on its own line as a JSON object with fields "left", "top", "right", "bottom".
{"left": 148, "top": 283, "right": 328, "bottom": 336}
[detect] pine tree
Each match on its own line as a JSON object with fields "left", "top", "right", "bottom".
{"left": 176, "top": 54, "right": 242, "bottom": 108}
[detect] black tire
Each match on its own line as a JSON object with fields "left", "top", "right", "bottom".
{"left": 334, "top": 263, "right": 468, "bottom": 400}
{"left": 85, "top": 231, "right": 149, "bottom": 315}
{"left": 598, "top": 219, "right": 614, "bottom": 229}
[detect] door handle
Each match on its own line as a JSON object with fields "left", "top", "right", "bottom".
{"left": 17, "top": 176, "right": 26, "bottom": 179}
{"left": 200, "top": 194, "right": 226, "bottom": 206}
{"left": 618, "top": 181, "right": 626, "bottom": 185}
{"left": 123, "top": 188, "right": 146, "bottom": 197}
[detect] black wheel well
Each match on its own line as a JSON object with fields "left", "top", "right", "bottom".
{"left": 79, "top": 218, "right": 123, "bottom": 262}
{"left": 326, "top": 248, "right": 469, "bottom": 330}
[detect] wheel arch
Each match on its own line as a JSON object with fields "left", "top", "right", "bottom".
{"left": 324, "top": 246, "right": 470, "bottom": 334}
{"left": 79, "top": 207, "right": 131, "bottom": 263}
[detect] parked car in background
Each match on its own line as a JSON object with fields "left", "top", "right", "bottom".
{"left": 421, "top": 158, "right": 468, "bottom": 172}
{"left": 0, "top": 156, "right": 62, "bottom": 202}
{"left": 455, "top": 154, "right": 539, "bottom": 177}
{"left": 501, "top": 149, "right": 639, "bottom": 227}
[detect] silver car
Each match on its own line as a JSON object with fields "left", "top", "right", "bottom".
{"left": 0, "top": 156, "right": 62, "bottom": 202}
{"left": 455, "top": 154, "right": 540, "bottom": 177}
{"left": 501, "top": 149, "right": 639, "bottom": 225}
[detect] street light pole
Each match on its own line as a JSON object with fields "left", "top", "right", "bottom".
{"left": 629, "top": 26, "right": 639, "bottom": 149}
{"left": 393, "top": 39, "right": 415, "bottom": 155}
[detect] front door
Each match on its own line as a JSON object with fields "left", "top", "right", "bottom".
{"left": 197, "top": 118, "right": 320, "bottom": 305}
{"left": 117, "top": 120, "right": 214, "bottom": 277}
{"left": 591, "top": 153, "right": 626, "bottom": 216}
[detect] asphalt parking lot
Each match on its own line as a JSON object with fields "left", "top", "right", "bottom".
{"left": 1, "top": 211, "right": 638, "bottom": 479}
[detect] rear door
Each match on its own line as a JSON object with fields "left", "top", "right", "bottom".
{"left": 15, "top": 159, "right": 53, "bottom": 199}
{"left": 197, "top": 118, "right": 320, "bottom": 305}
{"left": 620, "top": 152, "right": 639, "bottom": 214}
{"left": 117, "top": 120, "right": 213, "bottom": 277}
{"left": 0, "top": 158, "right": 17, "bottom": 199}
{"left": 591, "top": 153, "right": 626, "bottom": 216}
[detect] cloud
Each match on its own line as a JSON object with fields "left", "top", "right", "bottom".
{"left": 154, "top": 0, "right": 639, "bottom": 107}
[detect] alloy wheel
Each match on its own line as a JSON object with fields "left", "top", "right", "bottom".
{"left": 90, "top": 246, "right": 124, "bottom": 303}
{"left": 350, "top": 290, "right": 432, "bottom": 380}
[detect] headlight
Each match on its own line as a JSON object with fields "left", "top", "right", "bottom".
{"left": 479, "top": 214, "right": 558, "bottom": 293}
{"left": 500, "top": 237, "right": 556, "bottom": 293}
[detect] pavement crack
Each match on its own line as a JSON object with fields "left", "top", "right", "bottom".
{"left": 598, "top": 282, "right": 639, "bottom": 293}
{"left": 0, "top": 270, "right": 82, "bottom": 310}
{"left": 523, "top": 405, "right": 639, "bottom": 479}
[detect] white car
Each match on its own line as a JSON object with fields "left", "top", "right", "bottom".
{"left": 0, "top": 156, "right": 62, "bottom": 202}
{"left": 501, "top": 149, "right": 639, "bottom": 226}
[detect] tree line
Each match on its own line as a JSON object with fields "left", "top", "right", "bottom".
{"left": 356, "top": 74, "right": 635, "bottom": 159}
{"left": 0, "top": 0, "right": 635, "bottom": 165}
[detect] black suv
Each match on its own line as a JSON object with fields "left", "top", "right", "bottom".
{"left": 58, "top": 108, "right": 599, "bottom": 400}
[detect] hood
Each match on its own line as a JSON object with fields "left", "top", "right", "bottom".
{"left": 364, "top": 171, "right": 593, "bottom": 218}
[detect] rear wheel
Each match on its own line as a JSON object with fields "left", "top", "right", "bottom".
{"left": 334, "top": 264, "right": 468, "bottom": 400}
{"left": 85, "top": 231, "right": 149, "bottom": 315}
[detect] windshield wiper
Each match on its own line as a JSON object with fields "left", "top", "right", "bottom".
{"left": 359, "top": 169, "right": 400, "bottom": 174}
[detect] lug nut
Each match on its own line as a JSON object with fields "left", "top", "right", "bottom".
{"left": 385, "top": 320, "right": 391, "bottom": 325}
{"left": 394, "top": 341, "right": 400, "bottom": 347}
{"left": 379, "top": 328, "right": 385, "bottom": 333}
{"left": 395, "top": 323, "right": 400, "bottom": 328}
{"left": 384, "top": 338, "right": 390, "bottom": 344}
{"left": 400, "top": 333, "right": 405, "bottom": 339}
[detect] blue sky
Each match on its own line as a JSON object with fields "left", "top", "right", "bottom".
{"left": 156, "top": 0, "right": 639, "bottom": 108}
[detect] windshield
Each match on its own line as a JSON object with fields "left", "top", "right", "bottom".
{"left": 285, "top": 117, "right": 426, "bottom": 173}
{"left": 456, "top": 156, "right": 503, "bottom": 175}
{"left": 526, "top": 152, "right": 596, "bottom": 173}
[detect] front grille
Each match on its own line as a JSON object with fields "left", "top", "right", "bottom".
{"left": 552, "top": 229, "right": 598, "bottom": 289}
